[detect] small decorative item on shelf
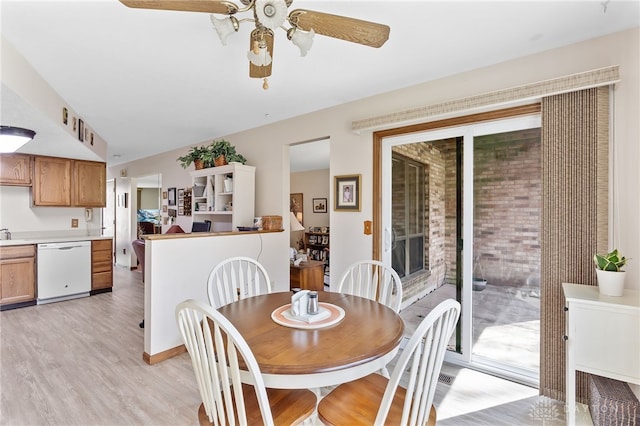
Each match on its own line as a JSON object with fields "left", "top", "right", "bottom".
{"left": 593, "top": 248, "right": 628, "bottom": 296}
{"left": 193, "top": 182, "right": 205, "bottom": 197}
{"left": 224, "top": 176, "right": 233, "bottom": 192}
{"left": 205, "top": 177, "right": 214, "bottom": 205}
{"left": 262, "top": 215, "right": 282, "bottom": 230}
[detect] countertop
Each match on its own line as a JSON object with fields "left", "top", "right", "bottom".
{"left": 0, "top": 235, "right": 111, "bottom": 247}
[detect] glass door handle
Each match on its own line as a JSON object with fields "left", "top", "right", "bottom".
{"left": 384, "top": 228, "right": 391, "bottom": 252}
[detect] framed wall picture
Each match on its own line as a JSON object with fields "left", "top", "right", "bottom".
{"left": 334, "top": 174, "right": 361, "bottom": 211}
{"left": 178, "top": 189, "right": 185, "bottom": 215}
{"left": 290, "top": 192, "right": 303, "bottom": 224}
{"left": 78, "top": 119, "right": 84, "bottom": 142}
{"left": 168, "top": 187, "right": 177, "bottom": 206}
{"left": 313, "top": 198, "right": 327, "bottom": 213}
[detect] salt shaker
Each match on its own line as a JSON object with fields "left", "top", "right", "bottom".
{"left": 307, "top": 291, "right": 319, "bottom": 315}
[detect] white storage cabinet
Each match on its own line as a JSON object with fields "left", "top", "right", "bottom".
{"left": 190, "top": 163, "right": 255, "bottom": 232}
{"left": 562, "top": 283, "right": 640, "bottom": 425}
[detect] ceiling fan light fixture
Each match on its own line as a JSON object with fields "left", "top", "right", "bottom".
{"left": 255, "top": 0, "right": 288, "bottom": 30}
{"left": 289, "top": 28, "right": 314, "bottom": 56}
{"left": 247, "top": 44, "right": 272, "bottom": 66}
{"left": 210, "top": 15, "right": 239, "bottom": 45}
{"left": 0, "top": 126, "right": 36, "bottom": 153}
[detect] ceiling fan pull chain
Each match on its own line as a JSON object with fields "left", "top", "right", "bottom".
{"left": 262, "top": 78, "right": 269, "bottom": 90}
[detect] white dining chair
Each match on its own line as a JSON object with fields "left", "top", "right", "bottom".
{"left": 176, "top": 299, "right": 317, "bottom": 426}
{"left": 317, "top": 298, "right": 460, "bottom": 426}
{"left": 337, "top": 260, "right": 403, "bottom": 313}
{"left": 207, "top": 256, "right": 272, "bottom": 308}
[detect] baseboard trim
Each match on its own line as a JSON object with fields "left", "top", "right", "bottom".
{"left": 0, "top": 299, "right": 37, "bottom": 311}
{"left": 90, "top": 287, "right": 112, "bottom": 296}
{"left": 143, "top": 344, "right": 186, "bottom": 365}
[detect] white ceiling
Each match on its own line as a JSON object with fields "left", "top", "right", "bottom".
{"left": 1, "top": 0, "right": 638, "bottom": 169}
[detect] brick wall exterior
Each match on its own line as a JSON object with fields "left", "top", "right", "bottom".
{"left": 392, "top": 143, "right": 446, "bottom": 300}
{"left": 473, "top": 129, "right": 541, "bottom": 287}
{"left": 391, "top": 128, "right": 541, "bottom": 297}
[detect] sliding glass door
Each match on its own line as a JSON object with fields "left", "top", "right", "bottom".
{"left": 381, "top": 115, "right": 541, "bottom": 384}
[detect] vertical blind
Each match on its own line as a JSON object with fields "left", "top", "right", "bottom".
{"left": 540, "top": 86, "right": 609, "bottom": 403}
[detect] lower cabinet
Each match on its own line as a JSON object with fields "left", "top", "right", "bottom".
{"left": 0, "top": 245, "right": 36, "bottom": 310}
{"left": 91, "top": 239, "right": 113, "bottom": 293}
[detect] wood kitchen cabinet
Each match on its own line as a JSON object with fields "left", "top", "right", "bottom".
{"left": 91, "top": 239, "right": 113, "bottom": 293}
{"left": 0, "top": 245, "right": 36, "bottom": 310}
{"left": 32, "top": 156, "right": 72, "bottom": 206}
{"left": 0, "top": 154, "right": 32, "bottom": 186}
{"left": 32, "top": 156, "right": 106, "bottom": 207}
{"left": 74, "top": 160, "right": 106, "bottom": 207}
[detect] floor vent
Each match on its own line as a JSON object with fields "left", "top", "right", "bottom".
{"left": 438, "top": 373, "right": 454, "bottom": 385}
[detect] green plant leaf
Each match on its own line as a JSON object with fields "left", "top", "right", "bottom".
{"left": 594, "top": 249, "right": 628, "bottom": 271}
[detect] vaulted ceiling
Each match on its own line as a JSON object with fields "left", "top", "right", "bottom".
{"left": 1, "top": 1, "right": 638, "bottom": 166}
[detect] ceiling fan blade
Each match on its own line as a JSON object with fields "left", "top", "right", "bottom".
{"left": 249, "top": 29, "right": 274, "bottom": 79}
{"left": 119, "top": 0, "right": 238, "bottom": 15}
{"left": 289, "top": 9, "right": 390, "bottom": 48}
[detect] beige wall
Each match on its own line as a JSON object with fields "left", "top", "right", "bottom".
{"left": 2, "top": 28, "right": 637, "bottom": 285}
{"left": 110, "top": 28, "right": 639, "bottom": 288}
{"left": 290, "top": 169, "right": 330, "bottom": 229}
{"left": 290, "top": 168, "right": 330, "bottom": 248}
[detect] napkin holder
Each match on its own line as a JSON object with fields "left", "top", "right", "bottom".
{"left": 291, "top": 290, "right": 310, "bottom": 316}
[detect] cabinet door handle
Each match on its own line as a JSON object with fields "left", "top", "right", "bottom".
{"left": 563, "top": 306, "right": 568, "bottom": 312}
{"left": 563, "top": 335, "right": 568, "bottom": 341}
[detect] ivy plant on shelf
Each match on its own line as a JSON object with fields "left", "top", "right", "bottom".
{"left": 210, "top": 140, "right": 247, "bottom": 166}
{"left": 177, "top": 139, "right": 247, "bottom": 169}
{"left": 177, "top": 145, "right": 212, "bottom": 169}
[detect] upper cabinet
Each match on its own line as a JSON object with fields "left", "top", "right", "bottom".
{"left": 32, "top": 156, "right": 72, "bottom": 206}
{"left": 32, "top": 156, "right": 106, "bottom": 207}
{"left": 74, "top": 160, "right": 106, "bottom": 207}
{"left": 0, "top": 154, "right": 32, "bottom": 186}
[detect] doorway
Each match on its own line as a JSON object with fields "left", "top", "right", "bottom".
{"left": 135, "top": 174, "right": 162, "bottom": 238}
{"left": 380, "top": 114, "right": 542, "bottom": 385}
{"left": 289, "top": 138, "right": 330, "bottom": 286}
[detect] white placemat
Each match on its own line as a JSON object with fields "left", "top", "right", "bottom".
{"left": 271, "top": 302, "right": 345, "bottom": 329}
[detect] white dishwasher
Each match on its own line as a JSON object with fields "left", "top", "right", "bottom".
{"left": 37, "top": 241, "right": 91, "bottom": 304}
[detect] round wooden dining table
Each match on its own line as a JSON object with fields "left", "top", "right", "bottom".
{"left": 216, "top": 291, "right": 405, "bottom": 389}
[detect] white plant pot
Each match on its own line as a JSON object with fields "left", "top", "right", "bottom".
{"left": 595, "top": 269, "right": 626, "bottom": 297}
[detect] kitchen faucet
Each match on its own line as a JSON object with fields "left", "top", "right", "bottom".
{"left": 0, "top": 228, "right": 11, "bottom": 240}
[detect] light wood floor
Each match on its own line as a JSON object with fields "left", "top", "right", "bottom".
{"left": 1, "top": 266, "right": 582, "bottom": 425}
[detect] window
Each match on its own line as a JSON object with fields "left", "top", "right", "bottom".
{"left": 391, "top": 153, "right": 426, "bottom": 278}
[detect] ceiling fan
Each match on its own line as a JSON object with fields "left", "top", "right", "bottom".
{"left": 119, "top": 0, "right": 390, "bottom": 89}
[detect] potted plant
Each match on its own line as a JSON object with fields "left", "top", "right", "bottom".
{"left": 593, "top": 249, "right": 628, "bottom": 296}
{"left": 209, "top": 139, "right": 235, "bottom": 167}
{"left": 472, "top": 254, "right": 487, "bottom": 291}
{"left": 177, "top": 145, "right": 212, "bottom": 169}
{"left": 227, "top": 152, "right": 247, "bottom": 164}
